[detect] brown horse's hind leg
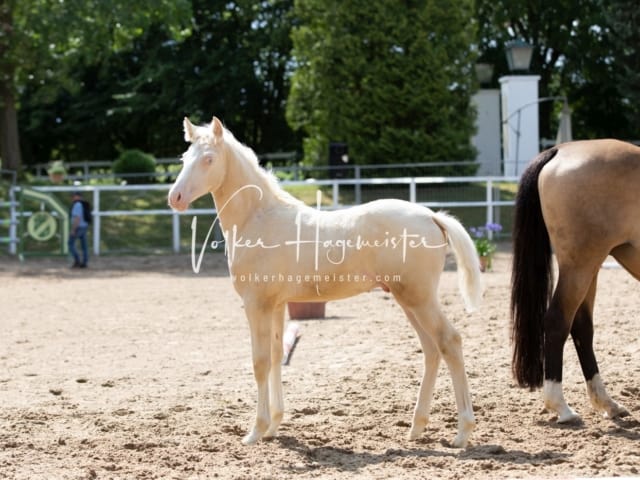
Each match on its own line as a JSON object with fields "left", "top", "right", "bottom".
{"left": 571, "top": 276, "right": 599, "bottom": 381}
{"left": 569, "top": 275, "right": 626, "bottom": 418}
{"left": 576, "top": 241, "right": 640, "bottom": 420}
{"left": 543, "top": 265, "right": 598, "bottom": 423}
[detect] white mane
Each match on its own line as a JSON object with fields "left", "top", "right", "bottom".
{"left": 222, "top": 127, "right": 304, "bottom": 206}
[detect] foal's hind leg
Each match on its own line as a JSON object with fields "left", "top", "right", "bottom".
{"left": 571, "top": 275, "right": 629, "bottom": 419}
{"left": 264, "top": 303, "right": 286, "bottom": 438}
{"left": 400, "top": 306, "right": 442, "bottom": 441}
{"left": 408, "top": 301, "right": 475, "bottom": 447}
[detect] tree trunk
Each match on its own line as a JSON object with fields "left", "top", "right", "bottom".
{"left": 0, "top": 84, "right": 21, "bottom": 173}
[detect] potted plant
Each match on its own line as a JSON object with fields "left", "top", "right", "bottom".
{"left": 287, "top": 301, "right": 326, "bottom": 319}
{"left": 469, "top": 223, "right": 502, "bottom": 272}
{"left": 47, "top": 161, "right": 67, "bottom": 183}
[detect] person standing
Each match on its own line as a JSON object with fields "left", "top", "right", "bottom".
{"left": 69, "top": 191, "right": 89, "bottom": 268}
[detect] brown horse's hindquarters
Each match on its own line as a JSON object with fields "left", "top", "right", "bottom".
{"left": 539, "top": 143, "right": 640, "bottom": 263}
{"left": 611, "top": 243, "right": 640, "bottom": 281}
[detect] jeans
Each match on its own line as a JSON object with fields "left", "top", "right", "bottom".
{"left": 69, "top": 225, "right": 89, "bottom": 266}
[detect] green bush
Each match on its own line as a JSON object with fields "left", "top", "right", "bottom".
{"left": 47, "top": 160, "right": 67, "bottom": 175}
{"left": 112, "top": 149, "right": 157, "bottom": 184}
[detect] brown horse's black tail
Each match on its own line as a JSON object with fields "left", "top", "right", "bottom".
{"left": 510, "top": 147, "right": 558, "bottom": 389}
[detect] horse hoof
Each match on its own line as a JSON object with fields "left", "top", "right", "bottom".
{"left": 241, "top": 431, "right": 262, "bottom": 445}
{"left": 451, "top": 416, "right": 475, "bottom": 448}
{"left": 603, "top": 404, "right": 629, "bottom": 419}
{"left": 408, "top": 417, "right": 428, "bottom": 440}
{"left": 557, "top": 410, "right": 581, "bottom": 424}
{"left": 451, "top": 432, "right": 470, "bottom": 448}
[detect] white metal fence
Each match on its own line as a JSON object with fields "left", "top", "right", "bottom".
{"left": 29, "top": 158, "right": 479, "bottom": 183}
{"left": 5, "top": 176, "right": 518, "bottom": 256}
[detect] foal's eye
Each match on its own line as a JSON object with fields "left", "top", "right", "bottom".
{"left": 202, "top": 155, "right": 213, "bottom": 165}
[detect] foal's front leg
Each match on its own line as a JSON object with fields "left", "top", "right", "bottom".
{"left": 264, "top": 304, "right": 286, "bottom": 438}
{"left": 242, "top": 301, "right": 273, "bottom": 445}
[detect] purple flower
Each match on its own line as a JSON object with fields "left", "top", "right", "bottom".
{"left": 469, "top": 226, "right": 483, "bottom": 238}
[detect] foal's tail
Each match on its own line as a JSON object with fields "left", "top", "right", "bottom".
{"left": 433, "top": 212, "right": 483, "bottom": 313}
{"left": 510, "top": 147, "right": 558, "bottom": 389}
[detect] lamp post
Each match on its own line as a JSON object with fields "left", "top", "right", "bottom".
{"left": 504, "top": 40, "right": 534, "bottom": 73}
{"left": 500, "top": 40, "right": 540, "bottom": 176}
{"left": 475, "top": 63, "right": 494, "bottom": 86}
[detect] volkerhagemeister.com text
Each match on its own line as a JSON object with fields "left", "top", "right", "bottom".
{"left": 231, "top": 272, "right": 402, "bottom": 284}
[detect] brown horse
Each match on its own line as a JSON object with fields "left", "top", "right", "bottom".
{"left": 511, "top": 139, "right": 638, "bottom": 423}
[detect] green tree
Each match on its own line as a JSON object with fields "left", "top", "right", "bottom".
{"left": 603, "top": 0, "right": 640, "bottom": 135}
{"left": 287, "top": 0, "right": 478, "bottom": 171}
{"left": 477, "top": 0, "right": 638, "bottom": 140}
{"left": 16, "top": 0, "right": 299, "bottom": 166}
{"left": 0, "top": 0, "right": 191, "bottom": 172}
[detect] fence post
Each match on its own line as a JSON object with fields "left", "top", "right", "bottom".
{"left": 409, "top": 178, "right": 417, "bottom": 203}
{"left": 354, "top": 166, "right": 362, "bottom": 205}
{"left": 9, "top": 187, "right": 17, "bottom": 255}
{"left": 93, "top": 187, "right": 101, "bottom": 255}
{"left": 172, "top": 212, "right": 180, "bottom": 253}
{"left": 486, "top": 179, "right": 494, "bottom": 240}
{"left": 332, "top": 182, "right": 339, "bottom": 208}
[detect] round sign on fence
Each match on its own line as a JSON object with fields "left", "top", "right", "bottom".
{"left": 27, "top": 211, "right": 57, "bottom": 242}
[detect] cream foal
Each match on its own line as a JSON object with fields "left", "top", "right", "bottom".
{"left": 168, "top": 116, "right": 483, "bottom": 447}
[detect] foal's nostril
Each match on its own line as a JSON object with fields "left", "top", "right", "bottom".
{"left": 168, "top": 190, "right": 183, "bottom": 208}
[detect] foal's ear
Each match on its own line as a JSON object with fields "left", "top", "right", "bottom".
{"left": 212, "top": 116, "right": 224, "bottom": 143}
{"left": 183, "top": 117, "right": 195, "bottom": 142}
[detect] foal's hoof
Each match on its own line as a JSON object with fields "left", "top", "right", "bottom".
{"left": 451, "top": 415, "right": 475, "bottom": 448}
{"left": 451, "top": 433, "right": 470, "bottom": 449}
{"left": 263, "top": 426, "right": 279, "bottom": 439}
{"left": 241, "top": 430, "right": 263, "bottom": 445}
{"left": 408, "top": 417, "right": 428, "bottom": 440}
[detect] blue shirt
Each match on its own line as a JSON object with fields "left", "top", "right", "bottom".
{"left": 71, "top": 201, "right": 89, "bottom": 229}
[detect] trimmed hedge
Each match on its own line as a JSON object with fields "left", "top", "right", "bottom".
{"left": 112, "top": 149, "right": 157, "bottom": 184}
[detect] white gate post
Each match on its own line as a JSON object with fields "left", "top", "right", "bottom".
{"left": 172, "top": 213, "right": 180, "bottom": 253}
{"left": 409, "top": 178, "right": 416, "bottom": 203}
{"left": 93, "top": 188, "right": 101, "bottom": 255}
{"left": 500, "top": 75, "right": 541, "bottom": 176}
{"left": 486, "top": 179, "right": 494, "bottom": 240}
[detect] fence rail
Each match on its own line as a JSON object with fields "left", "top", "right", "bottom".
{"left": 28, "top": 158, "right": 480, "bottom": 183}
{"left": 5, "top": 176, "right": 518, "bottom": 256}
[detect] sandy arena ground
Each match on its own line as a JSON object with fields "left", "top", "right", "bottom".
{"left": 1, "top": 251, "right": 639, "bottom": 479}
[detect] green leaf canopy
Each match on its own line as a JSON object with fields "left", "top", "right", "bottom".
{"left": 287, "top": 0, "right": 478, "bottom": 169}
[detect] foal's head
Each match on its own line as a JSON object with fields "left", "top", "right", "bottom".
{"left": 168, "top": 116, "right": 226, "bottom": 211}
